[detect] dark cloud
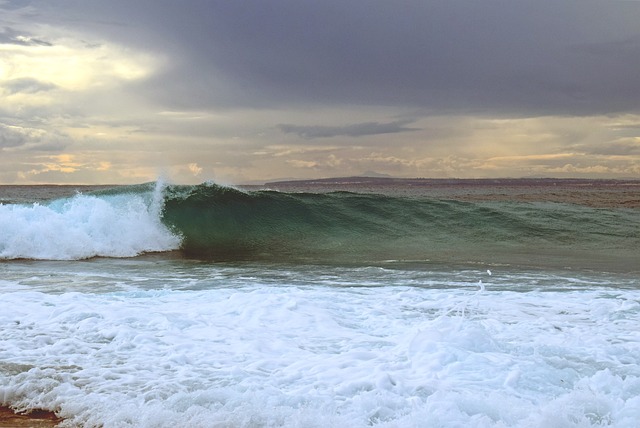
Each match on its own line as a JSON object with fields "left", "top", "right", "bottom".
{"left": 0, "top": 27, "right": 52, "bottom": 46}
{"left": 0, "top": 0, "right": 33, "bottom": 11}
{"left": 586, "top": 141, "right": 640, "bottom": 156}
{"left": 277, "top": 120, "right": 419, "bottom": 139}
{"left": 4, "top": 78, "right": 57, "bottom": 94}
{"left": 0, "top": 124, "right": 28, "bottom": 148}
{"left": 0, "top": 121, "right": 65, "bottom": 151}
{"left": 12, "top": 1, "right": 640, "bottom": 117}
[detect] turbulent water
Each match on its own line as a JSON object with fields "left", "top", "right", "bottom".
{"left": 0, "top": 181, "right": 639, "bottom": 427}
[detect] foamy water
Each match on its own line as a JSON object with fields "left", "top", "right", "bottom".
{"left": 1, "top": 260, "right": 639, "bottom": 427}
{"left": 0, "top": 184, "right": 180, "bottom": 260}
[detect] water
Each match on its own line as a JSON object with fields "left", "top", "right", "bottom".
{"left": 0, "top": 181, "right": 639, "bottom": 427}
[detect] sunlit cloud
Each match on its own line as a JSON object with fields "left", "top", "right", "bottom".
{"left": 188, "top": 163, "right": 203, "bottom": 176}
{"left": 286, "top": 159, "right": 319, "bottom": 169}
{"left": 40, "top": 154, "right": 82, "bottom": 173}
{"left": 1, "top": 42, "right": 156, "bottom": 91}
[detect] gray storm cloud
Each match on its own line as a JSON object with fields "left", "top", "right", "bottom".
{"left": 21, "top": 0, "right": 640, "bottom": 116}
{"left": 4, "top": 78, "right": 57, "bottom": 94}
{"left": 0, "top": 27, "right": 52, "bottom": 46}
{"left": 277, "top": 120, "right": 419, "bottom": 139}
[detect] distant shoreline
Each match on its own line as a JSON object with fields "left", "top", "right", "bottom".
{"left": 264, "top": 176, "right": 640, "bottom": 187}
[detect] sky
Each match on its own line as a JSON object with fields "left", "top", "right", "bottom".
{"left": 1, "top": 0, "right": 640, "bottom": 184}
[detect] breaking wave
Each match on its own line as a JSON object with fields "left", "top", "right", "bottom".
{"left": 1, "top": 181, "right": 638, "bottom": 269}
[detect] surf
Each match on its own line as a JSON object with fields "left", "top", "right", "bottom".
{"left": 0, "top": 182, "right": 180, "bottom": 260}
{"left": 1, "top": 181, "right": 638, "bottom": 271}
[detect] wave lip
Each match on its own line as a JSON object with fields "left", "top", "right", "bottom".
{"left": 0, "top": 183, "right": 181, "bottom": 261}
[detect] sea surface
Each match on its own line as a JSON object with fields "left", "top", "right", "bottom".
{"left": 0, "top": 179, "right": 639, "bottom": 427}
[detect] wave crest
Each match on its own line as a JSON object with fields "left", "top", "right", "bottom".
{"left": 0, "top": 183, "right": 181, "bottom": 260}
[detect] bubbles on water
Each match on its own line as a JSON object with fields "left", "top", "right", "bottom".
{"left": 1, "top": 258, "right": 639, "bottom": 427}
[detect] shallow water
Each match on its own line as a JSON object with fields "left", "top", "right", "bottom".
{"left": 1, "top": 258, "right": 639, "bottom": 427}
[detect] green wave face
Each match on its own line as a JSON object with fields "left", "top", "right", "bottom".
{"left": 159, "top": 183, "right": 640, "bottom": 269}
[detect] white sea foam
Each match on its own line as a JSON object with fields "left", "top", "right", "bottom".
{"left": 0, "top": 261, "right": 639, "bottom": 427}
{"left": 0, "top": 186, "right": 180, "bottom": 260}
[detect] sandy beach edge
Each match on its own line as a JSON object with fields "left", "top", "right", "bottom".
{"left": 0, "top": 406, "right": 62, "bottom": 427}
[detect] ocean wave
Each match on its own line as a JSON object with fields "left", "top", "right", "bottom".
{"left": 160, "top": 182, "right": 639, "bottom": 266}
{"left": 1, "top": 181, "right": 638, "bottom": 269}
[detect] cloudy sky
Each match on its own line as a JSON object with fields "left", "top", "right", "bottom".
{"left": 1, "top": 0, "right": 640, "bottom": 184}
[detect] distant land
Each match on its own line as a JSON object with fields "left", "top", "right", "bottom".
{"left": 264, "top": 176, "right": 640, "bottom": 187}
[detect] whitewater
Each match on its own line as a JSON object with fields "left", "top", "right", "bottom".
{"left": 0, "top": 181, "right": 639, "bottom": 427}
{"left": 0, "top": 183, "right": 180, "bottom": 260}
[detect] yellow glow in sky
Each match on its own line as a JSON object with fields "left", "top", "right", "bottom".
{"left": 0, "top": 36, "right": 160, "bottom": 98}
